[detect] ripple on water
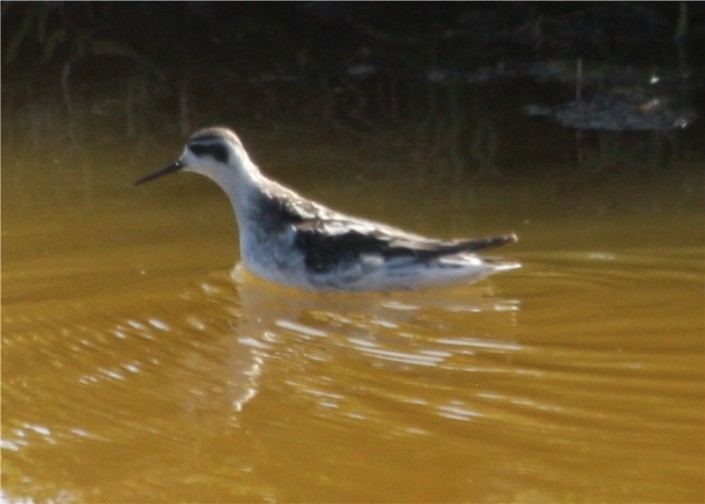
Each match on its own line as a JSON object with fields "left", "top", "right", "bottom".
{"left": 3, "top": 245, "right": 703, "bottom": 502}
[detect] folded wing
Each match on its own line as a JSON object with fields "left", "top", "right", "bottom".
{"left": 293, "top": 217, "right": 517, "bottom": 274}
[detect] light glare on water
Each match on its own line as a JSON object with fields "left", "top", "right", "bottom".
{"left": 2, "top": 143, "right": 704, "bottom": 503}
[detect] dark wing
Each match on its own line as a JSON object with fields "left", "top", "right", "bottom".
{"left": 293, "top": 217, "right": 517, "bottom": 274}
{"left": 257, "top": 180, "right": 517, "bottom": 274}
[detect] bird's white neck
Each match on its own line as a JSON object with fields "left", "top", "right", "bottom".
{"left": 192, "top": 150, "right": 272, "bottom": 236}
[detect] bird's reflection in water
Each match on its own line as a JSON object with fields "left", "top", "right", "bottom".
{"left": 220, "top": 262, "right": 522, "bottom": 414}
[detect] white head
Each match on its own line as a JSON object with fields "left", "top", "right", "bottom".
{"left": 135, "top": 127, "right": 259, "bottom": 188}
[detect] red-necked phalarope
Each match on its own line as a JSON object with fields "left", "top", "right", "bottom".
{"left": 135, "top": 127, "right": 519, "bottom": 291}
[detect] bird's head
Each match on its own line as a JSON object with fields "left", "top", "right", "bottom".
{"left": 135, "top": 127, "right": 249, "bottom": 186}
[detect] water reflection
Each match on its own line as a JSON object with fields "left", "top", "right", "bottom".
{"left": 227, "top": 261, "right": 522, "bottom": 416}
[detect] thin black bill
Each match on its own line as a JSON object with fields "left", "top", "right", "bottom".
{"left": 134, "top": 160, "right": 185, "bottom": 186}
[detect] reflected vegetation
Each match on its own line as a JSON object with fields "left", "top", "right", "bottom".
{"left": 4, "top": 3, "right": 703, "bottom": 177}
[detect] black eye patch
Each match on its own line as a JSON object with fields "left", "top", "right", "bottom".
{"left": 188, "top": 139, "right": 229, "bottom": 164}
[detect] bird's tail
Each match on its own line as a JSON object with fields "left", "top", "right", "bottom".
{"left": 424, "top": 233, "right": 518, "bottom": 259}
{"left": 454, "top": 233, "right": 518, "bottom": 252}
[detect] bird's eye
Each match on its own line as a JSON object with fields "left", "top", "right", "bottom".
{"left": 189, "top": 142, "right": 229, "bottom": 164}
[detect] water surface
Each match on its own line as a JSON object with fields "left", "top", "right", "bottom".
{"left": 3, "top": 137, "right": 704, "bottom": 502}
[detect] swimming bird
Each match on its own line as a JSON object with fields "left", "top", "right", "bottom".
{"left": 135, "top": 127, "right": 519, "bottom": 291}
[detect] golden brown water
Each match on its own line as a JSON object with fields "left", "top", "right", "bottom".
{"left": 3, "top": 139, "right": 704, "bottom": 503}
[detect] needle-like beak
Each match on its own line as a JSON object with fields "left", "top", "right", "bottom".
{"left": 134, "top": 159, "right": 185, "bottom": 186}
